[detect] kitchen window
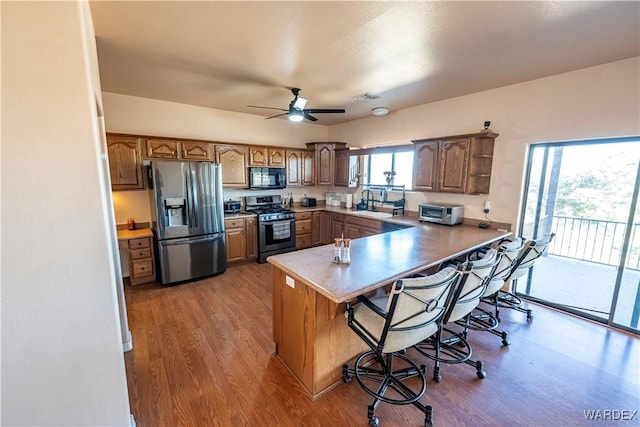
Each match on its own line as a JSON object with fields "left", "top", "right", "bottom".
{"left": 366, "top": 150, "right": 414, "bottom": 189}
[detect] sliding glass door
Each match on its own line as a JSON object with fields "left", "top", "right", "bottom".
{"left": 518, "top": 138, "right": 640, "bottom": 333}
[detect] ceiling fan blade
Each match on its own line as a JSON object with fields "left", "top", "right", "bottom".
{"left": 247, "top": 105, "right": 288, "bottom": 112}
{"left": 304, "top": 113, "right": 318, "bottom": 122}
{"left": 265, "top": 112, "right": 289, "bottom": 120}
{"left": 304, "top": 108, "right": 346, "bottom": 114}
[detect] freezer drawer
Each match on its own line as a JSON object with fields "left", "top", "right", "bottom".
{"left": 158, "top": 233, "right": 226, "bottom": 285}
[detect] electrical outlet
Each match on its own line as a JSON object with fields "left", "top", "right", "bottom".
{"left": 483, "top": 201, "right": 491, "bottom": 214}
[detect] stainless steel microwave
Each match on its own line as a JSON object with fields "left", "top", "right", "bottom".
{"left": 248, "top": 167, "right": 286, "bottom": 189}
{"left": 418, "top": 203, "right": 464, "bottom": 225}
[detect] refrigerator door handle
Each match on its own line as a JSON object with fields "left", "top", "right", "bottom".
{"left": 184, "top": 166, "right": 195, "bottom": 229}
{"left": 190, "top": 167, "right": 199, "bottom": 228}
{"left": 160, "top": 233, "right": 223, "bottom": 246}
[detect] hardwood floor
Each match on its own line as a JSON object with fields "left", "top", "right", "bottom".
{"left": 124, "top": 262, "right": 639, "bottom": 427}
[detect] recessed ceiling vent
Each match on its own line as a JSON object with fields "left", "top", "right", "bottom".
{"left": 353, "top": 92, "right": 380, "bottom": 102}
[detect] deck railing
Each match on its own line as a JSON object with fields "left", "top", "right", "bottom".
{"left": 524, "top": 216, "right": 640, "bottom": 269}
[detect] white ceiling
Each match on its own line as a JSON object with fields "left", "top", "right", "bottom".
{"left": 89, "top": 1, "right": 639, "bottom": 126}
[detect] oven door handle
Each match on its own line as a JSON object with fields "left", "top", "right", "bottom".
{"left": 260, "top": 218, "right": 295, "bottom": 224}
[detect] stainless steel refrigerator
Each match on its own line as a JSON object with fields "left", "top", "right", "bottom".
{"left": 149, "top": 161, "right": 226, "bottom": 285}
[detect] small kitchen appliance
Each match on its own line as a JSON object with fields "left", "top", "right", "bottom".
{"left": 418, "top": 202, "right": 464, "bottom": 225}
{"left": 224, "top": 199, "right": 241, "bottom": 214}
{"left": 301, "top": 196, "right": 317, "bottom": 207}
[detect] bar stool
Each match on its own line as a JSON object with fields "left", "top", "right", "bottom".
{"left": 343, "top": 265, "right": 466, "bottom": 427}
{"left": 413, "top": 248, "right": 502, "bottom": 381}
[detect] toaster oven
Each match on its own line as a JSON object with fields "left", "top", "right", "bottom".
{"left": 301, "top": 197, "right": 317, "bottom": 207}
{"left": 418, "top": 203, "right": 464, "bottom": 225}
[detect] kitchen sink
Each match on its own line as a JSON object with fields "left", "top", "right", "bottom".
{"left": 353, "top": 211, "right": 393, "bottom": 219}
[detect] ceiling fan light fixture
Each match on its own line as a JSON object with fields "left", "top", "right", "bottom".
{"left": 371, "top": 107, "right": 390, "bottom": 116}
{"left": 289, "top": 110, "right": 304, "bottom": 122}
{"left": 292, "top": 96, "right": 308, "bottom": 110}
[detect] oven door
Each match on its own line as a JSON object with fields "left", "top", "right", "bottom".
{"left": 258, "top": 218, "right": 296, "bottom": 262}
{"left": 419, "top": 205, "right": 446, "bottom": 223}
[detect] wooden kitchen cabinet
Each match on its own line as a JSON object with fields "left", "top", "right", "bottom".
{"left": 144, "top": 138, "right": 180, "bottom": 159}
{"left": 286, "top": 149, "right": 315, "bottom": 187}
{"left": 306, "top": 142, "right": 347, "bottom": 186}
{"left": 181, "top": 140, "right": 213, "bottom": 161}
{"left": 301, "top": 150, "right": 315, "bottom": 186}
{"left": 318, "top": 212, "right": 345, "bottom": 244}
{"left": 331, "top": 213, "right": 344, "bottom": 242}
{"left": 312, "top": 211, "right": 323, "bottom": 246}
{"left": 215, "top": 145, "right": 248, "bottom": 187}
{"left": 225, "top": 216, "right": 257, "bottom": 262}
{"left": 246, "top": 217, "right": 257, "bottom": 260}
{"left": 344, "top": 215, "right": 382, "bottom": 239}
{"left": 225, "top": 218, "right": 247, "bottom": 262}
{"left": 334, "top": 148, "right": 359, "bottom": 187}
{"left": 316, "top": 144, "right": 335, "bottom": 186}
{"left": 412, "top": 131, "right": 497, "bottom": 194}
{"left": 141, "top": 137, "right": 213, "bottom": 161}
{"left": 106, "top": 135, "right": 145, "bottom": 191}
{"left": 286, "top": 150, "right": 302, "bottom": 186}
{"left": 127, "top": 236, "right": 155, "bottom": 285}
{"left": 295, "top": 212, "right": 313, "bottom": 249}
{"left": 249, "top": 146, "right": 286, "bottom": 167}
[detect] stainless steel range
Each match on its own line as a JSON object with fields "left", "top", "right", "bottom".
{"left": 245, "top": 195, "right": 296, "bottom": 263}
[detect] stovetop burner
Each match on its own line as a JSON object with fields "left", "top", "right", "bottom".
{"left": 245, "top": 194, "right": 296, "bottom": 221}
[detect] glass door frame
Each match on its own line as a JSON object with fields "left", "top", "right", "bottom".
{"left": 517, "top": 136, "right": 640, "bottom": 335}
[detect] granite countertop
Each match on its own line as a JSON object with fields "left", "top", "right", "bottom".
{"left": 267, "top": 224, "right": 512, "bottom": 303}
{"left": 117, "top": 228, "right": 153, "bottom": 240}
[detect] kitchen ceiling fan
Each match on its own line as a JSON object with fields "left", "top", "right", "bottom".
{"left": 248, "top": 87, "right": 345, "bottom": 122}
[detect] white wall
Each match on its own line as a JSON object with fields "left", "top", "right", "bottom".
{"left": 1, "top": 2, "right": 132, "bottom": 426}
{"left": 329, "top": 57, "right": 640, "bottom": 230}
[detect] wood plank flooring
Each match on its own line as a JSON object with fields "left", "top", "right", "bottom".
{"left": 124, "top": 261, "right": 639, "bottom": 427}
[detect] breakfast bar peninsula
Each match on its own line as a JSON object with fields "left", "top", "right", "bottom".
{"left": 267, "top": 224, "right": 511, "bottom": 398}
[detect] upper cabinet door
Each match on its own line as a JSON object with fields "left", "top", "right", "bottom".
{"left": 412, "top": 141, "right": 439, "bottom": 191}
{"left": 107, "top": 135, "right": 145, "bottom": 191}
{"left": 144, "top": 138, "right": 179, "bottom": 159}
{"left": 181, "top": 141, "right": 213, "bottom": 161}
{"left": 301, "top": 150, "right": 315, "bottom": 186}
{"left": 334, "top": 149, "right": 349, "bottom": 187}
{"left": 316, "top": 144, "right": 334, "bottom": 186}
{"left": 269, "top": 148, "right": 286, "bottom": 167}
{"left": 286, "top": 150, "right": 301, "bottom": 186}
{"left": 249, "top": 146, "right": 269, "bottom": 166}
{"left": 249, "top": 146, "right": 286, "bottom": 167}
{"left": 215, "top": 145, "right": 248, "bottom": 187}
{"left": 439, "top": 138, "right": 470, "bottom": 193}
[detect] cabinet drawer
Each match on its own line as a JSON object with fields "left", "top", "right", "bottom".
{"left": 296, "top": 211, "right": 312, "bottom": 220}
{"left": 332, "top": 213, "right": 344, "bottom": 222}
{"left": 131, "top": 258, "right": 154, "bottom": 278}
{"left": 128, "top": 237, "right": 151, "bottom": 250}
{"left": 225, "top": 218, "right": 245, "bottom": 229}
{"left": 296, "top": 219, "right": 312, "bottom": 235}
{"left": 130, "top": 248, "right": 152, "bottom": 260}
{"left": 296, "top": 234, "right": 312, "bottom": 250}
